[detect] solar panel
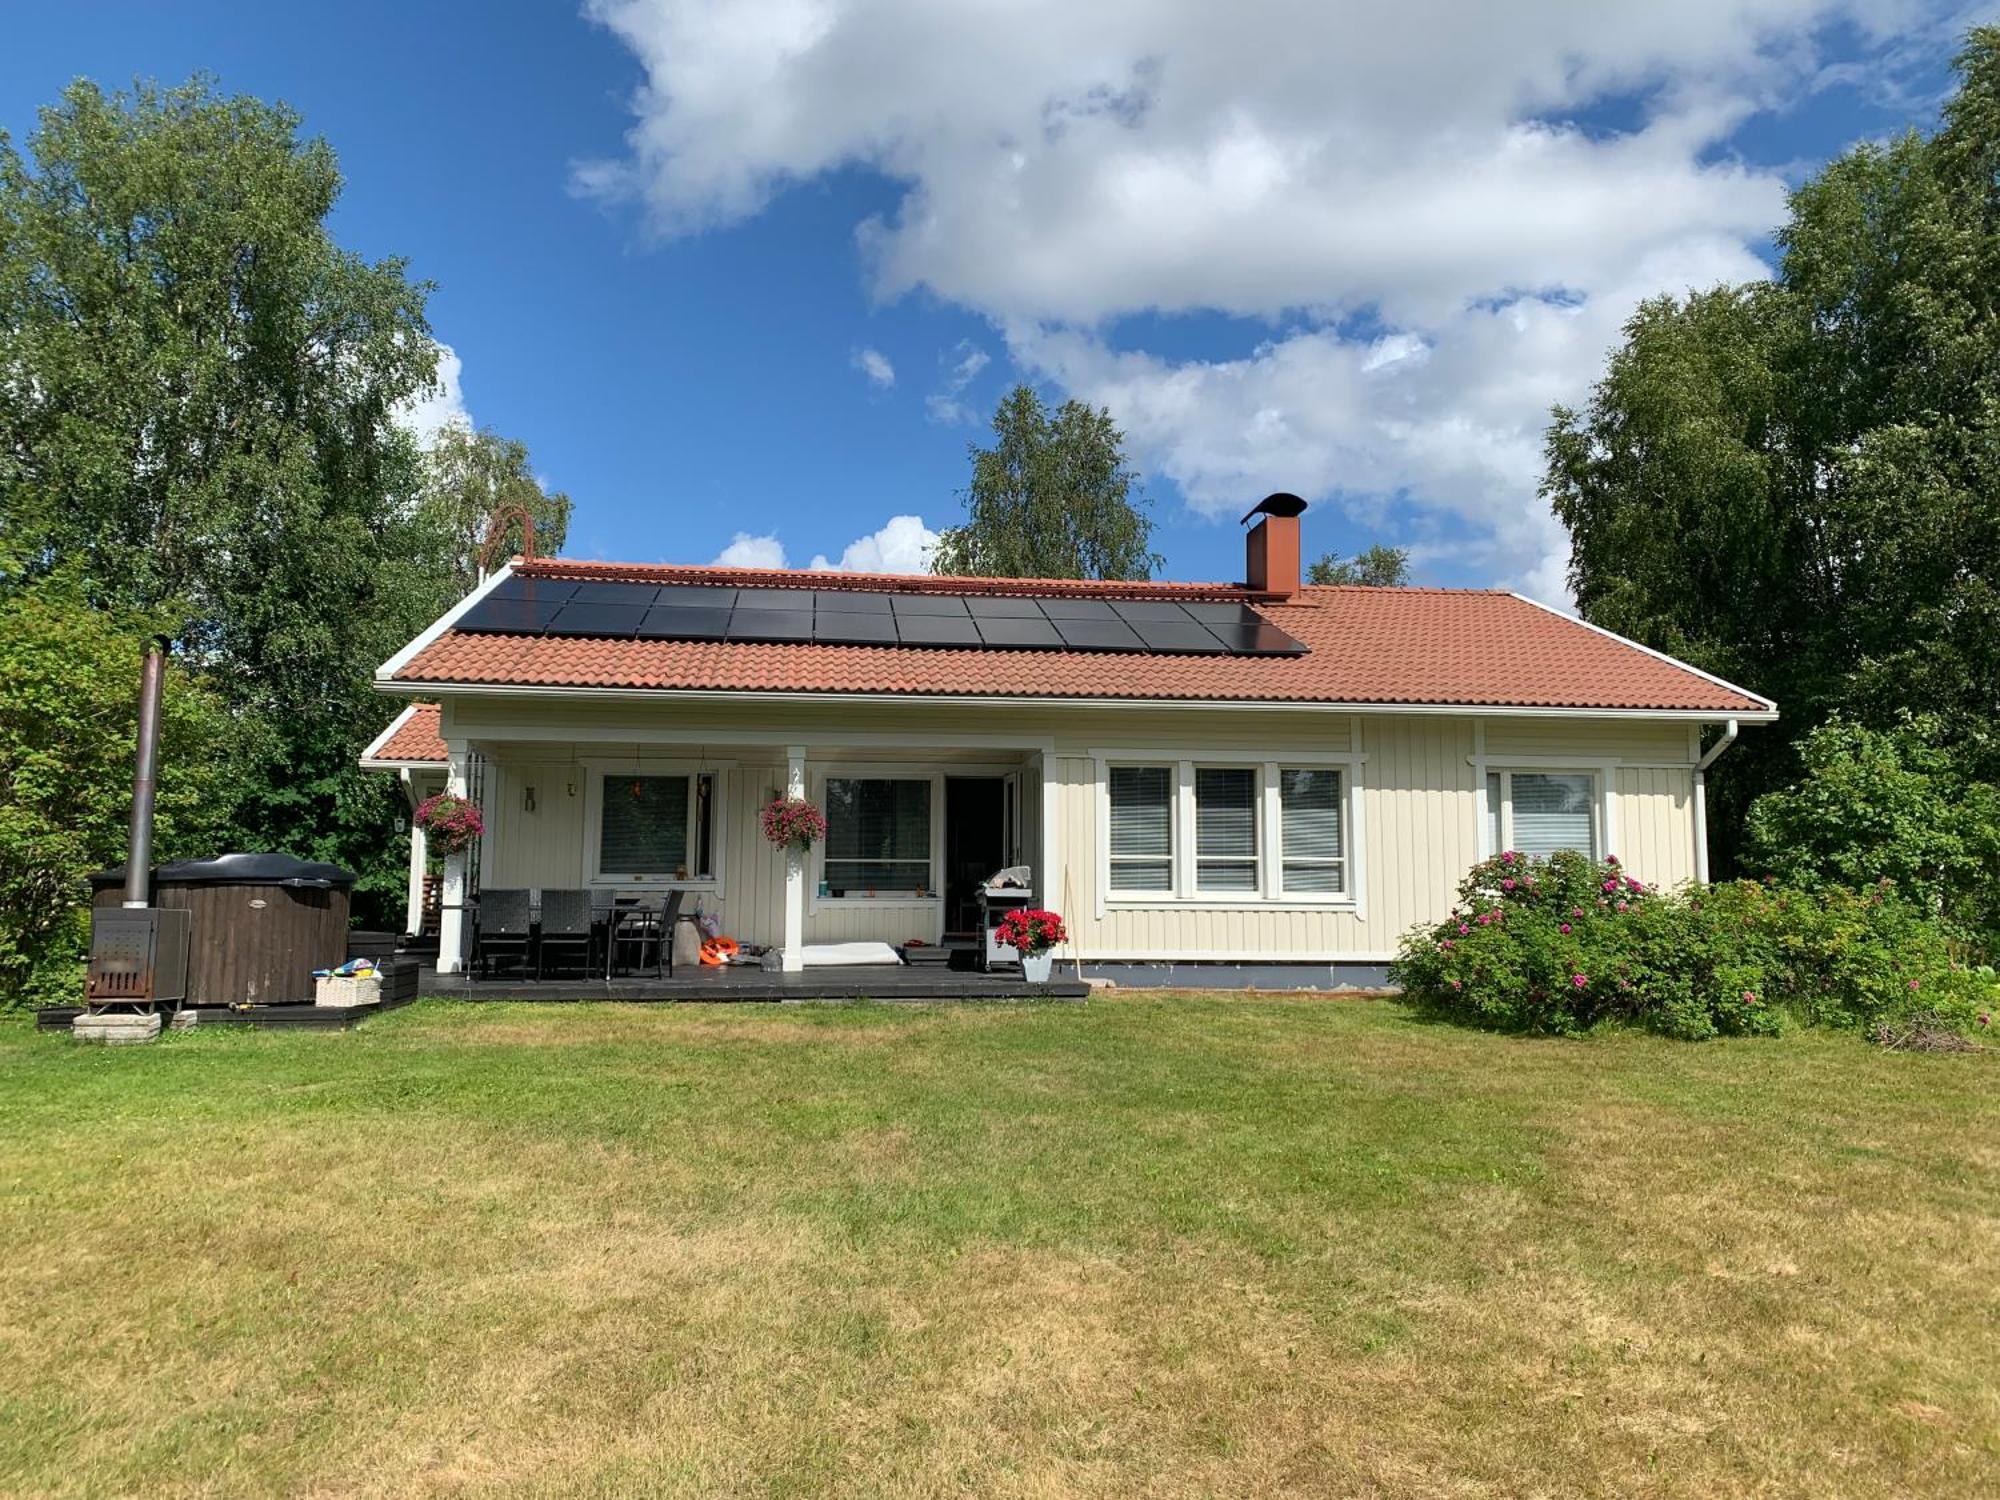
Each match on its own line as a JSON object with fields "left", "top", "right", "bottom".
{"left": 487, "top": 577, "right": 577, "bottom": 606}
{"left": 964, "top": 596, "right": 1046, "bottom": 619}
{"left": 890, "top": 593, "right": 972, "bottom": 617}
{"left": 1110, "top": 600, "right": 1196, "bottom": 623}
{"left": 895, "top": 614, "right": 983, "bottom": 646}
{"left": 734, "top": 587, "right": 809, "bottom": 609}
{"left": 813, "top": 612, "right": 900, "bottom": 645}
{"left": 1203, "top": 621, "right": 1307, "bottom": 655}
{"left": 544, "top": 603, "right": 648, "bottom": 638}
{"left": 814, "top": 590, "right": 894, "bottom": 614}
{"left": 727, "top": 608, "right": 816, "bottom": 642}
{"left": 973, "top": 616, "right": 1066, "bottom": 649}
{"left": 1053, "top": 618, "right": 1145, "bottom": 651}
{"left": 1036, "top": 598, "right": 1118, "bottom": 620}
{"left": 655, "top": 585, "right": 737, "bottom": 607}
{"left": 1181, "top": 601, "right": 1262, "bottom": 625}
{"left": 568, "top": 581, "right": 659, "bottom": 607}
{"left": 457, "top": 595, "right": 568, "bottom": 633}
{"left": 637, "top": 606, "right": 731, "bottom": 641}
{"left": 1128, "top": 619, "right": 1231, "bottom": 654}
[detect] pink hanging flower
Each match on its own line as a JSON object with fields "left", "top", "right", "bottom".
{"left": 1559, "top": 922, "right": 1572, "bottom": 934}
{"left": 1450, "top": 978, "right": 1463, "bottom": 990}
{"left": 1615, "top": 900, "right": 1629, "bottom": 912}
{"left": 1570, "top": 973, "right": 1588, "bottom": 988}
{"left": 1907, "top": 978, "right": 1921, "bottom": 991}
{"left": 1501, "top": 877, "right": 1517, "bottom": 891}
{"left": 1570, "top": 907, "right": 1585, "bottom": 919}
{"left": 1457, "top": 923, "right": 1470, "bottom": 936}
{"left": 1742, "top": 991, "right": 1759, "bottom": 1005}
{"left": 1501, "top": 851, "right": 1517, "bottom": 864}
{"left": 1605, "top": 855, "right": 1619, "bottom": 866}
{"left": 1440, "top": 938, "right": 1454, "bottom": 950}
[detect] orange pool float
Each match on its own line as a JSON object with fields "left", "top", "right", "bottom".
{"left": 699, "top": 936, "right": 741, "bottom": 967}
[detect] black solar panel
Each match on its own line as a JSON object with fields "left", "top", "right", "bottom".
{"left": 545, "top": 603, "right": 648, "bottom": 638}
{"left": 895, "top": 614, "right": 983, "bottom": 646}
{"left": 461, "top": 578, "right": 1305, "bottom": 655}
{"left": 569, "top": 581, "right": 659, "bottom": 606}
{"left": 813, "top": 612, "right": 900, "bottom": 645}
{"left": 814, "top": 590, "right": 894, "bottom": 613}
{"left": 890, "top": 594, "right": 972, "bottom": 617}
{"left": 974, "top": 616, "right": 1066, "bottom": 649}
{"left": 637, "top": 606, "right": 731, "bottom": 640}
{"left": 964, "top": 596, "right": 1046, "bottom": 619}
{"left": 727, "top": 608, "right": 816, "bottom": 642}
{"left": 1053, "top": 618, "right": 1145, "bottom": 651}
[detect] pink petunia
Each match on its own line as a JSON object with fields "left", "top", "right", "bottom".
{"left": 1908, "top": 978, "right": 1921, "bottom": 991}
{"left": 1605, "top": 855, "right": 1619, "bottom": 866}
{"left": 1602, "top": 880, "right": 1618, "bottom": 892}
{"left": 1559, "top": 923, "right": 1572, "bottom": 934}
{"left": 1440, "top": 939, "right": 1454, "bottom": 950}
{"left": 1501, "top": 877, "right": 1517, "bottom": 891}
{"left": 1615, "top": 900, "right": 1628, "bottom": 912}
{"left": 1450, "top": 978, "right": 1463, "bottom": 990}
{"left": 1501, "top": 851, "right": 1516, "bottom": 864}
{"left": 1571, "top": 973, "right": 1588, "bottom": 988}
{"left": 1458, "top": 923, "right": 1470, "bottom": 936}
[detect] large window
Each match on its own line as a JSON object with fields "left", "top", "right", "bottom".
{"left": 597, "top": 772, "right": 714, "bottom": 881}
{"left": 1108, "top": 765, "right": 1174, "bottom": 892}
{"left": 824, "top": 777, "right": 932, "bottom": 896}
{"left": 1486, "top": 770, "right": 1596, "bottom": 859}
{"left": 1103, "top": 759, "right": 1351, "bottom": 903}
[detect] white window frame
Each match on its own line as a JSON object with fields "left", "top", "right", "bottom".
{"left": 810, "top": 766, "right": 945, "bottom": 910}
{"left": 581, "top": 758, "right": 728, "bottom": 892}
{"left": 1106, "top": 763, "right": 1179, "bottom": 900}
{"left": 1481, "top": 763, "right": 1609, "bottom": 861}
{"left": 1093, "top": 748, "right": 1364, "bottom": 913}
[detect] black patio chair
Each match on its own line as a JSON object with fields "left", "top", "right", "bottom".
{"left": 537, "top": 888, "right": 597, "bottom": 980}
{"left": 474, "top": 889, "right": 533, "bottom": 979}
{"left": 609, "top": 888, "right": 684, "bottom": 980}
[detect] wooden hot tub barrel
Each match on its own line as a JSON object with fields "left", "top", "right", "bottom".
{"left": 91, "top": 853, "right": 355, "bottom": 1007}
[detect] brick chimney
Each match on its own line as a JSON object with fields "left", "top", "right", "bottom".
{"left": 1242, "top": 493, "right": 1307, "bottom": 598}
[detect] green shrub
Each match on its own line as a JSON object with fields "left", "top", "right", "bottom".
{"left": 1393, "top": 851, "right": 1978, "bottom": 1040}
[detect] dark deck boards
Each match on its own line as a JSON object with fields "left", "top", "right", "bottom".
{"left": 415, "top": 963, "right": 1089, "bottom": 1003}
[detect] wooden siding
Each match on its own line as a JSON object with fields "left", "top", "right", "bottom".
{"left": 450, "top": 699, "right": 1705, "bottom": 963}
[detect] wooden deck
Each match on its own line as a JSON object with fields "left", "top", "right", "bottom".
{"left": 414, "top": 962, "right": 1089, "bottom": 1003}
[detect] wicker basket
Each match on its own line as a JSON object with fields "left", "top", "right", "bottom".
{"left": 315, "top": 974, "right": 382, "bottom": 1009}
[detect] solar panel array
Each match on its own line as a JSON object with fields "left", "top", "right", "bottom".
{"left": 457, "top": 577, "right": 1307, "bottom": 656}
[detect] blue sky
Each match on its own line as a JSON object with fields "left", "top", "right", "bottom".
{"left": 2, "top": 1, "right": 1986, "bottom": 590}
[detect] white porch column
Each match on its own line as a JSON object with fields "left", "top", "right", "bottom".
{"left": 437, "top": 741, "right": 471, "bottom": 974}
{"left": 403, "top": 771, "right": 429, "bottom": 938}
{"left": 782, "top": 745, "right": 807, "bottom": 973}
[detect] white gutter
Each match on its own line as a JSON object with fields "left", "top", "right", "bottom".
{"left": 1692, "top": 717, "right": 1740, "bottom": 885}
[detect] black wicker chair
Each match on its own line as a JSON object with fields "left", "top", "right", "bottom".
{"left": 609, "top": 889, "right": 684, "bottom": 980}
{"left": 474, "top": 889, "right": 533, "bottom": 979}
{"left": 537, "top": 888, "right": 597, "bottom": 979}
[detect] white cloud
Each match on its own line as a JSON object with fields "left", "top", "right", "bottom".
{"left": 809, "top": 514, "right": 938, "bottom": 573}
{"left": 712, "top": 531, "right": 788, "bottom": 568}
{"left": 398, "top": 341, "right": 472, "bottom": 444}
{"left": 580, "top": 0, "right": 1943, "bottom": 588}
{"left": 925, "top": 339, "right": 991, "bottom": 425}
{"left": 852, "top": 345, "right": 896, "bottom": 387}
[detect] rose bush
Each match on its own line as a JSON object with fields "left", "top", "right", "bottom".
{"left": 1393, "top": 851, "right": 1986, "bottom": 1040}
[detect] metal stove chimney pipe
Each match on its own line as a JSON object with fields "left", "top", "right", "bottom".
{"left": 123, "top": 638, "right": 169, "bottom": 909}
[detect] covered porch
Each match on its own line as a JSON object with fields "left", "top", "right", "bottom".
{"left": 424, "top": 708, "right": 1062, "bottom": 985}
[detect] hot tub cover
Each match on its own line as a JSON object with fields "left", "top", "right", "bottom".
{"left": 90, "top": 852, "right": 358, "bottom": 889}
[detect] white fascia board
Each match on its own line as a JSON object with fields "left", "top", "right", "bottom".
{"left": 379, "top": 678, "right": 1779, "bottom": 723}
{"left": 1507, "top": 592, "right": 1778, "bottom": 718}
{"left": 358, "top": 703, "right": 419, "bottom": 763}
{"left": 375, "top": 562, "right": 517, "bottom": 683}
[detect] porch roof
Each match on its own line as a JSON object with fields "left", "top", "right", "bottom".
{"left": 382, "top": 560, "right": 1774, "bottom": 717}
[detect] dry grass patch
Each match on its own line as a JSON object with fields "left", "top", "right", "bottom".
{"left": 1, "top": 994, "right": 1993, "bottom": 1498}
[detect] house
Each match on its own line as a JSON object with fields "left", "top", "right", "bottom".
{"left": 362, "top": 497, "right": 1774, "bottom": 986}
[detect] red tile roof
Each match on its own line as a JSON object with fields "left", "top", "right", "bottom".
{"left": 364, "top": 703, "right": 447, "bottom": 764}
{"left": 387, "top": 562, "right": 1771, "bottom": 715}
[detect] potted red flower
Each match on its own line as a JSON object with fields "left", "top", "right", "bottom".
{"left": 995, "top": 908, "right": 1067, "bottom": 982}
{"left": 413, "top": 791, "right": 484, "bottom": 855}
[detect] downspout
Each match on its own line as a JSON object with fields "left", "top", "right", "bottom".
{"left": 1692, "top": 718, "right": 1740, "bottom": 886}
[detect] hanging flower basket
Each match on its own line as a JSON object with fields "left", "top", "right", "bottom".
{"left": 761, "top": 796, "right": 827, "bottom": 853}
{"left": 414, "top": 791, "right": 484, "bottom": 855}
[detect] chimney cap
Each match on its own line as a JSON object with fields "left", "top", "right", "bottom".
{"left": 1241, "top": 492, "right": 1308, "bottom": 525}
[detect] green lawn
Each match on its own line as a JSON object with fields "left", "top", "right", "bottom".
{"left": 1, "top": 995, "right": 1993, "bottom": 1498}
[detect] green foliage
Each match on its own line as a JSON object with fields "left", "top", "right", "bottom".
{"left": 932, "top": 384, "right": 1161, "bottom": 580}
{"left": 1307, "top": 545, "right": 1410, "bottom": 587}
{"left": 1543, "top": 28, "right": 2000, "bottom": 877}
{"left": 413, "top": 423, "right": 573, "bottom": 595}
{"left": 1745, "top": 715, "right": 2000, "bottom": 952}
{"left": 0, "top": 583, "right": 241, "bottom": 1006}
{"left": 0, "top": 77, "right": 566, "bottom": 949}
{"left": 1393, "top": 851, "right": 1972, "bottom": 1041}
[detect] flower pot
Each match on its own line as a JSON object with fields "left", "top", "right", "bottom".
{"left": 1021, "top": 952, "right": 1053, "bottom": 983}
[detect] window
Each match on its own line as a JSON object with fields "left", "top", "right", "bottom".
{"left": 1102, "top": 758, "right": 1354, "bottom": 903}
{"left": 1280, "top": 768, "right": 1344, "bottom": 893}
{"left": 1108, "top": 765, "right": 1173, "bottom": 892}
{"left": 598, "top": 772, "right": 714, "bottom": 880}
{"left": 1486, "top": 770, "right": 1596, "bottom": 858}
{"left": 824, "top": 777, "right": 932, "bottom": 896}
{"left": 1195, "top": 767, "right": 1258, "bottom": 890}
